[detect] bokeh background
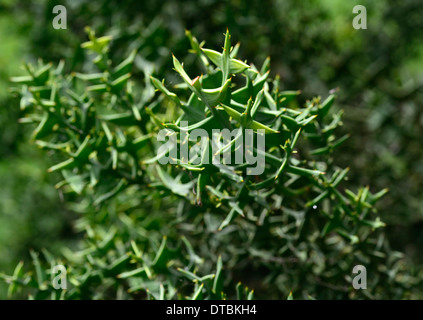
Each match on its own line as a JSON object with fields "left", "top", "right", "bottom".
{"left": 1, "top": 0, "right": 422, "bottom": 298}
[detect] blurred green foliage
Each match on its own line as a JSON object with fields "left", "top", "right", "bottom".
{"left": 5, "top": 28, "right": 419, "bottom": 300}
{"left": 1, "top": 0, "right": 422, "bottom": 299}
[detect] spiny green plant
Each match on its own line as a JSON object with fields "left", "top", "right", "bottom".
{"left": 2, "top": 28, "right": 420, "bottom": 300}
